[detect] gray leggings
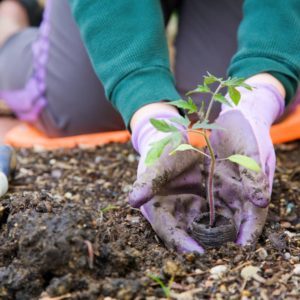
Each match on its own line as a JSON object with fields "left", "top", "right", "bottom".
{"left": 0, "top": 0, "right": 242, "bottom": 137}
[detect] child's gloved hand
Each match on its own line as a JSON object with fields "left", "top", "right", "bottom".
{"left": 209, "top": 83, "right": 284, "bottom": 245}
{"left": 129, "top": 109, "right": 205, "bottom": 253}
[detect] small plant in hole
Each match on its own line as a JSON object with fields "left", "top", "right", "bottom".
{"left": 147, "top": 273, "right": 175, "bottom": 299}
{"left": 145, "top": 73, "right": 261, "bottom": 248}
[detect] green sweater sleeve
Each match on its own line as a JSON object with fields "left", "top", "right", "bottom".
{"left": 228, "top": 0, "right": 300, "bottom": 102}
{"left": 68, "top": 0, "right": 180, "bottom": 126}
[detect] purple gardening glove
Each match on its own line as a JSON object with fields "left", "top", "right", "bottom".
{"left": 210, "top": 83, "right": 284, "bottom": 245}
{"left": 129, "top": 111, "right": 206, "bottom": 253}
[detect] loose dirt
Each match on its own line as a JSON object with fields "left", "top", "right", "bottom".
{"left": 0, "top": 142, "right": 299, "bottom": 299}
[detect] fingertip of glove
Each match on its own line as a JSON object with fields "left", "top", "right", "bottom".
{"left": 128, "top": 188, "right": 151, "bottom": 208}
{"left": 177, "top": 237, "right": 205, "bottom": 254}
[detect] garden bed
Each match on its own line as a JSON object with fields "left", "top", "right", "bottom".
{"left": 0, "top": 142, "right": 299, "bottom": 299}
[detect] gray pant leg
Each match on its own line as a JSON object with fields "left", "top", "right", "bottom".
{"left": 0, "top": 0, "right": 179, "bottom": 137}
{"left": 175, "top": 0, "right": 243, "bottom": 120}
{"left": 39, "top": 0, "right": 125, "bottom": 137}
{"left": 0, "top": 28, "right": 37, "bottom": 90}
{"left": 41, "top": 0, "right": 181, "bottom": 136}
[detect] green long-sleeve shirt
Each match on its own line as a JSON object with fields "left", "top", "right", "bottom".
{"left": 69, "top": 0, "right": 300, "bottom": 126}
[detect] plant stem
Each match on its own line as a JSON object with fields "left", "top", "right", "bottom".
{"left": 204, "top": 134, "right": 215, "bottom": 227}
{"left": 203, "top": 82, "right": 222, "bottom": 227}
{"left": 204, "top": 82, "right": 223, "bottom": 121}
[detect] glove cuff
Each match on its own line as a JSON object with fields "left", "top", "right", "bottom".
{"left": 247, "top": 83, "right": 285, "bottom": 121}
{"left": 222, "top": 83, "right": 285, "bottom": 127}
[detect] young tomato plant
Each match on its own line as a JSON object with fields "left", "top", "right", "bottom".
{"left": 145, "top": 73, "right": 261, "bottom": 227}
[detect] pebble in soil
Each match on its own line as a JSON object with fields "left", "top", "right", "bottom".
{"left": 0, "top": 142, "right": 299, "bottom": 299}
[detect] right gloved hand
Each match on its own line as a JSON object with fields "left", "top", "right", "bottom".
{"left": 129, "top": 110, "right": 205, "bottom": 253}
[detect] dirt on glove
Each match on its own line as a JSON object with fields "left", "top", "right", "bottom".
{"left": 0, "top": 142, "right": 299, "bottom": 300}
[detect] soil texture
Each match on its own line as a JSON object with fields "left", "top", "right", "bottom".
{"left": 0, "top": 142, "right": 299, "bottom": 300}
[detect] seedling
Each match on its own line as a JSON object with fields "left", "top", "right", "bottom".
{"left": 145, "top": 73, "right": 261, "bottom": 246}
{"left": 148, "top": 273, "right": 174, "bottom": 299}
{"left": 100, "top": 204, "right": 119, "bottom": 213}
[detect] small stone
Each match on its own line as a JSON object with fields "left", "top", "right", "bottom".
{"left": 94, "top": 156, "right": 103, "bottom": 164}
{"left": 241, "top": 266, "right": 258, "bottom": 280}
{"left": 291, "top": 256, "right": 300, "bottom": 263}
{"left": 163, "top": 260, "right": 182, "bottom": 277}
{"left": 127, "top": 154, "right": 136, "bottom": 163}
{"left": 49, "top": 159, "right": 56, "bottom": 165}
{"left": 103, "top": 182, "right": 112, "bottom": 189}
{"left": 281, "top": 222, "right": 291, "bottom": 229}
{"left": 210, "top": 265, "right": 228, "bottom": 278}
{"left": 219, "top": 284, "right": 227, "bottom": 292}
{"left": 293, "top": 264, "right": 300, "bottom": 276}
{"left": 126, "top": 215, "right": 140, "bottom": 224}
{"left": 257, "top": 248, "right": 268, "bottom": 260}
{"left": 51, "top": 169, "right": 62, "bottom": 179}
{"left": 283, "top": 252, "right": 291, "bottom": 260}
{"left": 284, "top": 230, "right": 296, "bottom": 238}
{"left": 122, "top": 185, "right": 131, "bottom": 193}
{"left": 215, "top": 293, "right": 223, "bottom": 300}
{"left": 242, "top": 290, "right": 251, "bottom": 297}
{"left": 186, "top": 276, "right": 195, "bottom": 284}
{"left": 64, "top": 192, "right": 72, "bottom": 199}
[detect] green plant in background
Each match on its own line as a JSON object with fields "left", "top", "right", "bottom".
{"left": 145, "top": 73, "right": 261, "bottom": 227}
{"left": 100, "top": 204, "right": 119, "bottom": 213}
{"left": 148, "top": 273, "right": 175, "bottom": 299}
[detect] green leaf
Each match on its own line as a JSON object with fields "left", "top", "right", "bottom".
{"left": 227, "top": 154, "right": 261, "bottom": 172}
{"left": 223, "top": 77, "right": 244, "bottom": 87}
{"left": 148, "top": 274, "right": 170, "bottom": 298}
{"left": 170, "top": 98, "right": 198, "bottom": 114}
{"left": 169, "top": 144, "right": 200, "bottom": 155}
{"left": 187, "top": 84, "right": 210, "bottom": 95}
{"left": 192, "top": 120, "right": 225, "bottom": 131}
{"left": 170, "top": 132, "right": 184, "bottom": 148}
{"left": 145, "top": 136, "right": 171, "bottom": 166}
{"left": 223, "top": 77, "right": 253, "bottom": 91}
{"left": 101, "top": 204, "right": 119, "bottom": 213}
{"left": 198, "top": 84, "right": 211, "bottom": 93}
{"left": 228, "top": 86, "right": 241, "bottom": 105}
{"left": 204, "top": 72, "right": 221, "bottom": 85}
{"left": 150, "top": 118, "right": 178, "bottom": 132}
{"left": 213, "top": 93, "right": 233, "bottom": 107}
{"left": 240, "top": 82, "right": 253, "bottom": 91}
{"left": 170, "top": 116, "right": 190, "bottom": 127}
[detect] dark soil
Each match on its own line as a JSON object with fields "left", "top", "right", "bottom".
{"left": 0, "top": 142, "right": 299, "bottom": 300}
{"left": 190, "top": 213, "right": 237, "bottom": 249}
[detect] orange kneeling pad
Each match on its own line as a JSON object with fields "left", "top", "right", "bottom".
{"left": 4, "top": 105, "right": 300, "bottom": 149}
{"left": 5, "top": 125, "right": 130, "bottom": 149}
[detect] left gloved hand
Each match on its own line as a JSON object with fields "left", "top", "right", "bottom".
{"left": 209, "top": 83, "right": 284, "bottom": 245}
{"left": 129, "top": 109, "right": 206, "bottom": 253}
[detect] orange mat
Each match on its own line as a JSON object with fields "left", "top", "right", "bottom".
{"left": 4, "top": 105, "right": 300, "bottom": 149}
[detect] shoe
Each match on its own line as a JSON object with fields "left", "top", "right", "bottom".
{"left": 0, "top": 145, "right": 16, "bottom": 197}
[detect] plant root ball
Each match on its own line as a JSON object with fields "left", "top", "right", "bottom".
{"left": 189, "top": 212, "right": 237, "bottom": 248}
